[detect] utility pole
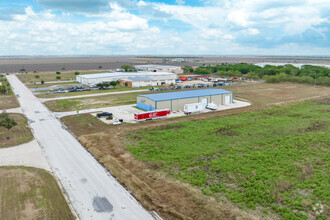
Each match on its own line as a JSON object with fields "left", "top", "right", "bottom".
{"left": 314, "top": 72, "right": 317, "bottom": 87}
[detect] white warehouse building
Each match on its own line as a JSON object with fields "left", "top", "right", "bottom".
{"left": 134, "top": 64, "right": 183, "bottom": 74}
{"left": 76, "top": 71, "right": 177, "bottom": 86}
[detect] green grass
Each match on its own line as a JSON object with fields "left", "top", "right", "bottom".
{"left": 127, "top": 99, "right": 330, "bottom": 219}
{"left": 0, "top": 114, "right": 34, "bottom": 148}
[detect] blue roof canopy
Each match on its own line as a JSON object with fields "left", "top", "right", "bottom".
{"left": 138, "top": 89, "right": 232, "bottom": 102}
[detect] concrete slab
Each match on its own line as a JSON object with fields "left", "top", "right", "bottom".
{"left": 0, "top": 107, "right": 23, "bottom": 114}
{"left": 0, "top": 139, "right": 51, "bottom": 172}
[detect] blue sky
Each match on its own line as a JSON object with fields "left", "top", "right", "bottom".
{"left": 0, "top": 0, "right": 329, "bottom": 55}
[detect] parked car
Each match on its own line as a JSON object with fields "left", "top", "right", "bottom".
{"left": 96, "top": 112, "right": 113, "bottom": 118}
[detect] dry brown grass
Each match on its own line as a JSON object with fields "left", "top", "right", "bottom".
{"left": 0, "top": 166, "right": 74, "bottom": 220}
{"left": 298, "top": 162, "right": 314, "bottom": 180}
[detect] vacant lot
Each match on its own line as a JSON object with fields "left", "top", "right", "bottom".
{"left": 0, "top": 114, "right": 34, "bottom": 148}
{"left": 45, "top": 91, "right": 149, "bottom": 112}
{"left": 17, "top": 70, "right": 105, "bottom": 84}
{"left": 127, "top": 99, "right": 330, "bottom": 219}
{"left": 0, "top": 166, "right": 74, "bottom": 219}
{"left": 28, "top": 81, "right": 83, "bottom": 89}
{"left": 0, "top": 95, "right": 20, "bottom": 109}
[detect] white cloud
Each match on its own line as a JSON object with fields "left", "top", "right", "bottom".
{"left": 176, "top": 0, "right": 185, "bottom": 5}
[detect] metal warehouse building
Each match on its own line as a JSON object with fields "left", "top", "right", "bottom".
{"left": 137, "top": 89, "right": 233, "bottom": 111}
{"left": 134, "top": 64, "right": 183, "bottom": 74}
{"left": 76, "top": 71, "right": 177, "bottom": 85}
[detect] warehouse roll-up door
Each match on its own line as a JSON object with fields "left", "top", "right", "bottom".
{"left": 225, "top": 95, "right": 230, "bottom": 105}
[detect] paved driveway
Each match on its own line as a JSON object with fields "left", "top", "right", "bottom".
{"left": 7, "top": 75, "right": 153, "bottom": 220}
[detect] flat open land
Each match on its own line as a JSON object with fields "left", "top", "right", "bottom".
{"left": 0, "top": 95, "right": 20, "bottom": 109}
{"left": 45, "top": 90, "right": 149, "bottom": 112}
{"left": 61, "top": 83, "right": 330, "bottom": 219}
{"left": 1, "top": 55, "right": 329, "bottom": 73}
{"left": 0, "top": 113, "right": 34, "bottom": 148}
{"left": 17, "top": 70, "right": 105, "bottom": 84}
{"left": 0, "top": 166, "right": 74, "bottom": 219}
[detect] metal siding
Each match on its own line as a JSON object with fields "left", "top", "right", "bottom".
{"left": 156, "top": 100, "right": 171, "bottom": 110}
{"left": 136, "top": 102, "right": 155, "bottom": 111}
{"left": 171, "top": 97, "right": 199, "bottom": 111}
{"left": 211, "top": 94, "right": 222, "bottom": 105}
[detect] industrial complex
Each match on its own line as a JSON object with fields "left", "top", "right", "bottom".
{"left": 136, "top": 89, "right": 233, "bottom": 111}
{"left": 76, "top": 71, "right": 177, "bottom": 86}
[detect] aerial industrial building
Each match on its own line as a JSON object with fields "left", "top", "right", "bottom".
{"left": 76, "top": 71, "right": 177, "bottom": 86}
{"left": 137, "top": 89, "right": 233, "bottom": 111}
{"left": 134, "top": 64, "right": 183, "bottom": 74}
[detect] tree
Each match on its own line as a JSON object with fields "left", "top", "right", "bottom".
{"left": 121, "top": 64, "right": 136, "bottom": 72}
{"left": 0, "top": 113, "right": 17, "bottom": 139}
{"left": 41, "top": 79, "right": 45, "bottom": 84}
{"left": 34, "top": 75, "right": 40, "bottom": 79}
{"left": 74, "top": 72, "right": 80, "bottom": 76}
{"left": 182, "top": 66, "right": 194, "bottom": 74}
{"left": 56, "top": 71, "right": 61, "bottom": 75}
{"left": 20, "top": 68, "right": 26, "bottom": 72}
{"left": 110, "top": 81, "right": 118, "bottom": 87}
{"left": 56, "top": 76, "right": 61, "bottom": 80}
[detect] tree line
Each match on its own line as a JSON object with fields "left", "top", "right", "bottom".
{"left": 182, "top": 63, "right": 330, "bottom": 86}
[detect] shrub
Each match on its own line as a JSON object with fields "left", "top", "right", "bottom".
{"left": 56, "top": 76, "right": 61, "bottom": 80}
{"left": 264, "top": 75, "right": 281, "bottom": 83}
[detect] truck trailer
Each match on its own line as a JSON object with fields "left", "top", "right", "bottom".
{"left": 184, "top": 103, "right": 206, "bottom": 115}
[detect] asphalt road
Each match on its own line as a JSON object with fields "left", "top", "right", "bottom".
{"left": 7, "top": 75, "right": 154, "bottom": 220}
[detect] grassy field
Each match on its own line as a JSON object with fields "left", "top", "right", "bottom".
{"left": 36, "top": 85, "right": 137, "bottom": 98}
{"left": 0, "top": 114, "right": 34, "bottom": 148}
{"left": 27, "top": 81, "right": 83, "bottom": 88}
{"left": 0, "top": 95, "right": 20, "bottom": 109}
{"left": 17, "top": 70, "right": 105, "bottom": 84}
{"left": 45, "top": 91, "right": 148, "bottom": 112}
{"left": 0, "top": 166, "right": 74, "bottom": 219}
{"left": 127, "top": 99, "right": 330, "bottom": 219}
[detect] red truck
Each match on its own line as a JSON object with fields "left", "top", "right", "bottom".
{"left": 134, "top": 109, "right": 171, "bottom": 121}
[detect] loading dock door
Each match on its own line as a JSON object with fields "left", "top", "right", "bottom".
{"left": 225, "top": 96, "right": 230, "bottom": 105}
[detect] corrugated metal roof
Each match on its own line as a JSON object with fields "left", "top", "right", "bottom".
{"left": 138, "top": 89, "right": 232, "bottom": 102}
{"left": 78, "top": 71, "right": 176, "bottom": 79}
{"left": 128, "top": 77, "right": 152, "bottom": 81}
